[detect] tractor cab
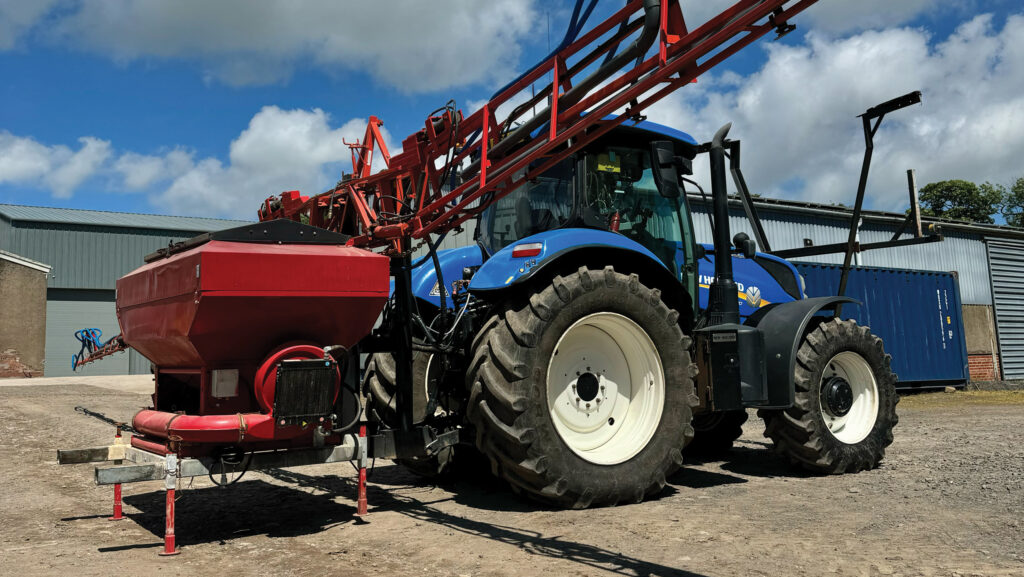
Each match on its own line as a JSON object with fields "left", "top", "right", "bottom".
{"left": 477, "top": 121, "right": 700, "bottom": 283}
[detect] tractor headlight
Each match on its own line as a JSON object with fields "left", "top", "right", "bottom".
{"left": 799, "top": 274, "right": 807, "bottom": 298}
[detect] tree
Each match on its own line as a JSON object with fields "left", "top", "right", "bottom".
{"left": 999, "top": 177, "right": 1024, "bottom": 229}
{"left": 918, "top": 179, "right": 1002, "bottom": 224}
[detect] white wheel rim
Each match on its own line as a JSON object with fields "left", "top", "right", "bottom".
{"left": 819, "top": 351, "right": 879, "bottom": 444}
{"left": 546, "top": 312, "right": 665, "bottom": 465}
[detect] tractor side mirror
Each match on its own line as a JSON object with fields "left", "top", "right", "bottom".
{"left": 733, "top": 232, "right": 757, "bottom": 259}
{"left": 650, "top": 141, "right": 681, "bottom": 198}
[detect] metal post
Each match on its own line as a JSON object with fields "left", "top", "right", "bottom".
{"left": 159, "top": 454, "right": 180, "bottom": 556}
{"left": 356, "top": 424, "right": 368, "bottom": 517}
{"left": 837, "top": 91, "right": 921, "bottom": 317}
{"left": 836, "top": 114, "right": 874, "bottom": 318}
{"left": 110, "top": 426, "right": 124, "bottom": 521}
{"left": 908, "top": 169, "right": 922, "bottom": 237}
{"left": 391, "top": 254, "right": 415, "bottom": 432}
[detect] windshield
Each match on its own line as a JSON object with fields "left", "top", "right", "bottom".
{"left": 584, "top": 146, "right": 688, "bottom": 268}
{"left": 478, "top": 158, "right": 574, "bottom": 254}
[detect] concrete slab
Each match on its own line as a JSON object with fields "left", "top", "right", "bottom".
{"left": 0, "top": 374, "right": 153, "bottom": 394}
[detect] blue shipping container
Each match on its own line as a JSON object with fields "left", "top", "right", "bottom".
{"left": 794, "top": 262, "right": 969, "bottom": 389}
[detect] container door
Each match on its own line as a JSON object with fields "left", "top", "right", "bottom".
{"left": 986, "top": 240, "right": 1024, "bottom": 380}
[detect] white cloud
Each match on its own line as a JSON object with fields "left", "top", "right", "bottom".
{"left": 644, "top": 13, "right": 1024, "bottom": 211}
{"left": 0, "top": 107, "right": 392, "bottom": 213}
{"left": 153, "top": 106, "right": 395, "bottom": 217}
{"left": 0, "top": 133, "right": 111, "bottom": 198}
{"left": 113, "top": 149, "right": 193, "bottom": 191}
{"left": 677, "top": 0, "right": 942, "bottom": 35}
{"left": 46, "top": 137, "right": 112, "bottom": 197}
{"left": 7, "top": 0, "right": 537, "bottom": 91}
{"left": 0, "top": 0, "right": 60, "bottom": 50}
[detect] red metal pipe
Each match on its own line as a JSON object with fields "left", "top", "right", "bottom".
{"left": 133, "top": 410, "right": 289, "bottom": 444}
{"left": 356, "top": 424, "right": 368, "bottom": 517}
{"left": 159, "top": 487, "right": 179, "bottom": 556}
{"left": 110, "top": 427, "right": 124, "bottom": 521}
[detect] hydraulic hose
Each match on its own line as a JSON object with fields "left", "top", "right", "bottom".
{"left": 464, "top": 0, "right": 662, "bottom": 178}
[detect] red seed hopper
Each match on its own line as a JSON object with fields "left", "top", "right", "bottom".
{"left": 116, "top": 220, "right": 389, "bottom": 456}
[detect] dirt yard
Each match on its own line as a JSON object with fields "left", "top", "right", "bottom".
{"left": 1, "top": 378, "right": 1021, "bottom": 577}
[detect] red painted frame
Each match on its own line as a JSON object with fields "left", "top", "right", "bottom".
{"left": 259, "top": 0, "right": 819, "bottom": 253}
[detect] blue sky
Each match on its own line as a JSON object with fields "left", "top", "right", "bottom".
{"left": 1, "top": 1, "right": 1022, "bottom": 219}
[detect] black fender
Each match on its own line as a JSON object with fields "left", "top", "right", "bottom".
{"left": 746, "top": 296, "right": 857, "bottom": 408}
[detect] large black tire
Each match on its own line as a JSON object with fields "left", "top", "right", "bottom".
{"left": 466, "top": 266, "right": 697, "bottom": 508}
{"left": 366, "top": 351, "right": 438, "bottom": 426}
{"left": 685, "top": 410, "right": 749, "bottom": 455}
{"left": 366, "top": 351, "right": 455, "bottom": 478}
{"left": 758, "top": 318, "right": 898, "bottom": 474}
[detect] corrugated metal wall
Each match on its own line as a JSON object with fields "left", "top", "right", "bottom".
{"left": 44, "top": 289, "right": 128, "bottom": 377}
{"left": 986, "top": 240, "right": 1024, "bottom": 380}
{"left": 688, "top": 204, "right": 992, "bottom": 305}
{"left": 2, "top": 222, "right": 201, "bottom": 290}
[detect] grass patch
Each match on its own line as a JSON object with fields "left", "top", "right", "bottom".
{"left": 898, "top": 389, "right": 1024, "bottom": 409}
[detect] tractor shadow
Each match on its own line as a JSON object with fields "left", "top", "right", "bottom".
{"left": 672, "top": 441, "right": 813, "bottom": 488}
{"left": 119, "top": 466, "right": 710, "bottom": 577}
{"left": 121, "top": 477, "right": 361, "bottom": 547}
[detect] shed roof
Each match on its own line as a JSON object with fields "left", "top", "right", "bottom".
{"left": 0, "top": 249, "right": 51, "bottom": 273}
{"left": 0, "top": 204, "right": 252, "bottom": 232}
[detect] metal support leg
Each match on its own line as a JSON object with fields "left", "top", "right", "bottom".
{"left": 159, "top": 454, "right": 180, "bottom": 556}
{"left": 109, "top": 427, "right": 124, "bottom": 521}
{"left": 356, "top": 425, "right": 368, "bottom": 517}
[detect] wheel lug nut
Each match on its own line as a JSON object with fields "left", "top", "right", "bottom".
{"left": 585, "top": 403, "right": 590, "bottom": 409}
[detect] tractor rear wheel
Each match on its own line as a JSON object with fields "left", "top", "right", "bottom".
{"left": 467, "top": 266, "right": 697, "bottom": 508}
{"left": 366, "top": 351, "right": 456, "bottom": 477}
{"left": 758, "top": 318, "right": 898, "bottom": 474}
{"left": 686, "top": 410, "right": 748, "bottom": 455}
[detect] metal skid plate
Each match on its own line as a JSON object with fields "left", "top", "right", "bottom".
{"left": 59, "top": 435, "right": 360, "bottom": 485}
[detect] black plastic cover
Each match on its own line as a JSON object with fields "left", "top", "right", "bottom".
{"left": 144, "top": 219, "right": 351, "bottom": 262}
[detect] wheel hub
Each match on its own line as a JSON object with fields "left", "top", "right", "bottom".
{"left": 576, "top": 372, "right": 600, "bottom": 402}
{"left": 546, "top": 312, "right": 665, "bottom": 465}
{"left": 823, "top": 376, "right": 854, "bottom": 417}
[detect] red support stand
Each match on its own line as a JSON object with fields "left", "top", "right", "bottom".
{"left": 159, "top": 454, "right": 180, "bottom": 556}
{"left": 110, "top": 483, "right": 123, "bottom": 521}
{"left": 109, "top": 427, "right": 124, "bottom": 521}
{"left": 356, "top": 424, "right": 368, "bottom": 517}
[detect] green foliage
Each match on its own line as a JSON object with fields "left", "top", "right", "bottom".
{"left": 918, "top": 179, "right": 1002, "bottom": 224}
{"left": 999, "top": 177, "right": 1024, "bottom": 229}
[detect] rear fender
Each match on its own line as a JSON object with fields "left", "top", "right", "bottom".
{"left": 746, "top": 296, "right": 857, "bottom": 408}
{"left": 470, "top": 229, "right": 695, "bottom": 327}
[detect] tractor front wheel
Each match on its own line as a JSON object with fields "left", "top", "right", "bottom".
{"left": 759, "top": 318, "right": 898, "bottom": 474}
{"left": 467, "top": 266, "right": 697, "bottom": 508}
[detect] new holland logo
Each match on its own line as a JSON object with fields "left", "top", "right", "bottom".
{"left": 745, "top": 286, "right": 762, "bottom": 308}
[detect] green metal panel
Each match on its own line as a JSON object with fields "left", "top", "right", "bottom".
{"left": 986, "top": 240, "right": 1024, "bottom": 380}
{"left": 0, "top": 204, "right": 251, "bottom": 232}
{"left": 44, "top": 289, "right": 127, "bottom": 377}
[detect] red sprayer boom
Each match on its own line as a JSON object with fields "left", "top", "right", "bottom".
{"left": 259, "top": 0, "right": 817, "bottom": 252}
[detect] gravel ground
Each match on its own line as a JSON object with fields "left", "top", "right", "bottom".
{"left": 0, "top": 379, "right": 1021, "bottom": 577}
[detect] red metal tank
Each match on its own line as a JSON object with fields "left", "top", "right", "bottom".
{"left": 117, "top": 240, "right": 389, "bottom": 368}
{"left": 115, "top": 226, "right": 390, "bottom": 454}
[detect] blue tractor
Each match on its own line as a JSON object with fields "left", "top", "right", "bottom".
{"left": 364, "top": 120, "right": 899, "bottom": 507}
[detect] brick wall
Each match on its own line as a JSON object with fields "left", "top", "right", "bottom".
{"left": 0, "top": 348, "right": 43, "bottom": 378}
{"left": 968, "top": 353, "right": 1000, "bottom": 382}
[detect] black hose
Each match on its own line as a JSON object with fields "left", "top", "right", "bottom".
{"left": 208, "top": 451, "right": 251, "bottom": 487}
{"left": 465, "top": 0, "right": 662, "bottom": 176}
